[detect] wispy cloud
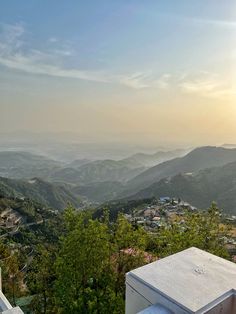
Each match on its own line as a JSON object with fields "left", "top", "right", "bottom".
{"left": 0, "top": 23, "right": 110, "bottom": 83}
{"left": 155, "top": 74, "right": 171, "bottom": 89}
{"left": 0, "top": 24, "right": 174, "bottom": 90}
{"left": 119, "top": 72, "right": 172, "bottom": 89}
{"left": 159, "top": 12, "right": 236, "bottom": 30}
{"left": 179, "top": 72, "right": 235, "bottom": 99}
{"left": 119, "top": 72, "right": 152, "bottom": 89}
{"left": 0, "top": 23, "right": 25, "bottom": 53}
{"left": 191, "top": 17, "right": 236, "bottom": 29}
{"left": 146, "top": 11, "right": 236, "bottom": 30}
{"left": 0, "top": 54, "right": 110, "bottom": 82}
{"left": 48, "top": 37, "right": 58, "bottom": 43}
{"left": 0, "top": 23, "right": 233, "bottom": 97}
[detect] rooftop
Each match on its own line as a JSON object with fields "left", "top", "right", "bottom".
{"left": 127, "top": 247, "right": 236, "bottom": 313}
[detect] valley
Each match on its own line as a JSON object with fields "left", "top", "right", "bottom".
{"left": 1, "top": 146, "right": 236, "bottom": 215}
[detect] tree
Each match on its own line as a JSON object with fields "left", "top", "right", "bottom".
{"left": 112, "top": 214, "right": 149, "bottom": 300}
{"left": 0, "top": 243, "right": 23, "bottom": 306}
{"left": 54, "top": 209, "right": 151, "bottom": 314}
{"left": 54, "top": 211, "right": 115, "bottom": 313}
{"left": 148, "top": 203, "right": 229, "bottom": 259}
{"left": 27, "top": 245, "right": 57, "bottom": 314}
{"left": 37, "top": 204, "right": 230, "bottom": 313}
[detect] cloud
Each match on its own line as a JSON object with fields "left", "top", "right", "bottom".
{"left": 179, "top": 72, "right": 235, "bottom": 99}
{"left": 0, "top": 23, "right": 25, "bottom": 41}
{"left": 191, "top": 17, "right": 236, "bottom": 29}
{"left": 0, "top": 54, "right": 110, "bottom": 82}
{"left": 0, "top": 23, "right": 25, "bottom": 53}
{"left": 119, "top": 72, "right": 172, "bottom": 90}
{"left": 48, "top": 37, "right": 58, "bottom": 43}
{"left": 0, "top": 23, "right": 233, "bottom": 97}
{"left": 0, "top": 23, "right": 110, "bottom": 83}
{"left": 52, "top": 49, "right": 74, "bottom": 56}
{"left": 0, "top": 23, "right": 175, "bottom": 90}
{"left": 119, "top": 72, "right": 152, "bottom": 89}
{"left": 155, "top": 74, "right": 171, "bottom": 89}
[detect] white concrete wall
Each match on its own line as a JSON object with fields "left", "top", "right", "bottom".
{"left": 126, "top": 274, "right": 190, "bottom": 314}
{"left": 205, "top": 294, "right": 236, "bottom": 314}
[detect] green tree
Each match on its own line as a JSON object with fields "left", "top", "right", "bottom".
{"left": 28, "top": 245, "right": 57, "bottom": 314}
{"left": 54, "top": 211, "right": 115, "bottom": 314}
{"left": 149, "top": 203, "right": 229, "bottom": 258}
{"left": 0, "top": 244, "right": 23, "bottom": 306}
{"left": 112, "top": 214, "right": 149, "bottom": 301}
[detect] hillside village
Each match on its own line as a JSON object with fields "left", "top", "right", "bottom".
{"left": 125, "top": 197, "right": 197, "bottom": 229}
{"left": 123, "top": 196, "right": 236, "bottom": 259}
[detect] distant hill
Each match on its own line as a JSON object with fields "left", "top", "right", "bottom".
{"left": 50, "top": 160, "right": 146, "bottom": 184}
{"left": 67, "top": 158, "right": 91, "bottom": 168}
{"left": 57, "top": 149, "right": 186, "bottom": 185}
{"left": 0, "top": 151, "right": 62, "bottom": 179}
{"left": 49, "top": 167, "right": 82, "bottom": 184}
{"left": 0, "top": 149, "right": 187, "bottom": 189}
{"left": 121, "top": 148, "right": 187, "bottom": 168}
{"left": 123, "top": 147, "right": 236, "bottom": 196}
{"left": 0, "top": 176, "right": 81, "bottom": 210}
{"left": 72, "top": 181, "right": 123, "bottom": 203}
{"left": 127, "top": 161, "right": 236, "bottom": 215}
{"left": 2, "top": 147, "right": 236, "bottom": 211}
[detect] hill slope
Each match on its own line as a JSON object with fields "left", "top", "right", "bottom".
{"left": 122, "top": 148, "right": 187, "bottom": 168}
{"left": 72, "top": 181, "right": 123, "bottom": 203}
{"left": 50, "top": 160, "right": 145, "bottom": 184}
{"left": 123, "top": 147, "right": 236, "bottom": 196}
{"left": 128, "top": 161, "right": 236, "bottom": 214}
{"left": 0, "top": 177, "right": 80, "bottom": 210}
{"left": 0, "top": 151, "right": 62, "bottom": 179}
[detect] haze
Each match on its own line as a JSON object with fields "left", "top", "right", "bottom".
{"left": 0, "top": 1, "right": 236, "bottom": 148}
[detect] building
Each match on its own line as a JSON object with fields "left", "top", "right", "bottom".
{"left": 126, "top": 247, "right": 236, "bottom": 313}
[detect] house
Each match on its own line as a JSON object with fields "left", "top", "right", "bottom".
{"left": 152, "top": 216, "right": 160, "bottom": 221}
{"left": 144, "top": 209, "right": 155, "bottom": 218}
{"left": 159, "top": 197, "right": 171, "bottom": 203}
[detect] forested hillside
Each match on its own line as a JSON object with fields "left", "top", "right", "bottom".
{"left": 0, "top": 177, "right": 81, "bottom": 210}
{"left": 123, "top": 147, "right": 236, "bottom": 196}
{"left": 127, "top": 161, "right": 236, "bottom": 215}
{"left": 0, "top": 151, "right": 62, "bottom": 179}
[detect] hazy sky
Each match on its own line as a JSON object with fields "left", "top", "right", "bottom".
{"left": 0, "top": 0, "right": 235, "bottom": 147}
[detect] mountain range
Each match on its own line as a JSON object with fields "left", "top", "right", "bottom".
{"left": 126, "top": 161, "right": 236, "bottom": 214}
{"left": 0, "top": 148, "right": 186, "bottom": 185}
{"left": 122, "top": 146, "right": 236, "bottom": 197}
{"left": 0, "top": 146, "right": 236, "bottom": 214}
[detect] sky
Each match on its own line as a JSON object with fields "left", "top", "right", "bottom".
{"left": 0, "top": 0, "right": 236, "bottom": 147}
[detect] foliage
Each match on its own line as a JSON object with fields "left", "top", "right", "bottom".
{"left": 27, "top": 245, "right": 57, "bottom": 314}
{"left": 54, "top": 205, "right": 230, "bottom": 313}
{"left": 0, "top": 203, "right": 231, "bottom": 313}
{"left": 0, "top": 242, "right": 23, "bottom": 305}
{"left": 55, "top": 209, "right": 115, "bottom": 313}
{"left": 147, "top": 203, "right": 229, "bottom": 258}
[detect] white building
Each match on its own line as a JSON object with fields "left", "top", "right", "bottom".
{"left": 0, "top": 269, "right": 23, "bottom": 314}
{"left": 126, "top": 247, "right": 236, "bottom": 314}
